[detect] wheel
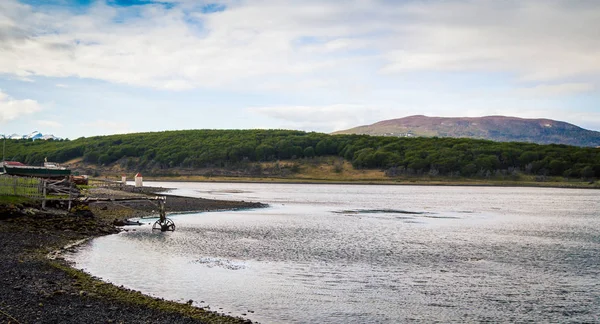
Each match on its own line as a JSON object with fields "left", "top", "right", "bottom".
{"left": 152, "top": 218, "right": 176, "bottom": 232}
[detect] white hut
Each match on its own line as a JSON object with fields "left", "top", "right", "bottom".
{"left": 134, "top": 173, "right": 143, "bottom": 187}
{"left": 121, "top": 174, "right": 127, "bottom": 185}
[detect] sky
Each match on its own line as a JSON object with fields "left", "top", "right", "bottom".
{"left": 0, "top": 0, "right": 599, "bottom": 139}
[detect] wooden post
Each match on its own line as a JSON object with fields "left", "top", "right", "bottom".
{"left": 42, "top": 180, "right": 47, "bottom": 210}
{"left": 68, "top": 180, "right": 73, "bottom": 211}
{"left": 159, "top": 198, "right": 166, "bottom": 223}
{"left": 13, "top": 176, "right": 17, "bottom": 196}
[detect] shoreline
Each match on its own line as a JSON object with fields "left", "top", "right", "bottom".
{"left": 0, "top": 187, "right": 264, "bottom": 323}
{"left": 137, "top": 176, "right": 600, "bottom": 190}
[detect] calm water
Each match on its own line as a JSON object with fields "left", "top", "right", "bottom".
{"left": 66, "top": 183, "right": 600, "bottom": 323}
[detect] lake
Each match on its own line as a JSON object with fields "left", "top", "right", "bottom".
{"left": 65, "top": 182, "right": 600, "bottom": 323}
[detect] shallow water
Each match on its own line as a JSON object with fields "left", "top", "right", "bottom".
{"left": 66, "top": 183, "right": 600, "bottom": 323}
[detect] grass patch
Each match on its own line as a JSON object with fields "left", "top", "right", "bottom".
{"left": 0, "top": 176, "right": 42, "bottom": 197}
{"left": 0, "top": 195, "right": 35, "bottom": 205}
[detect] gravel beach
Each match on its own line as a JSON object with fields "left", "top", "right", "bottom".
{"left": 0, "top": 186, "right": 265, "bottom": 323}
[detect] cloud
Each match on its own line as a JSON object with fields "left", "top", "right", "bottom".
{"left": 36, "top": 120, "right": 63, "bottom": 128}
{"left": 248, "top": 104, "right": 390, "bottom": 132}
{"left": 378, "top": 1, "right": 600, "bottom": 82}
{"left": 516, "top": 83, "right": 595, "bottom": 97}
{"left": 0, "top": 90, "right": 42, "bottom": 123}
{"left": 55, "top": 83, "right": 69, "bottom": 88}
{"left": 0, "top": 0, "right": 598, "bottom": 92}
{"left": 83, "top": 119, "right": 132, "bottom": 135}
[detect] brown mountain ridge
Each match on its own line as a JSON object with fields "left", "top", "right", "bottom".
{"left": 333, "top": 115, "right": 600, "bottom": 147}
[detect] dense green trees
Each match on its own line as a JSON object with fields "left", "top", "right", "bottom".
{"left": 3, "top": 129, "right": 600, "bottom": 179}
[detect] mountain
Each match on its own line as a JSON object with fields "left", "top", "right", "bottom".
{"left": 333, "top": 115, "right": 600, "bottom": 147}
{"left": 0, "top": 131, "right": 62, "bottom": 141}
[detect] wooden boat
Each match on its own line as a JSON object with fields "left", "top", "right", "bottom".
{"left": 2, "top": 161, "right": 71, "bottom": 178}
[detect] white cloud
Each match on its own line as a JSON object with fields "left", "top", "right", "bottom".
{"left": 0, "top": 0, "right": 598, "bottom": 91}
{"left": 83, "top": 119, "right": 132, "bottom": 135}
{"left": 248, "top": 104, "right": 390, "bottom": 132}
{"left": 516, "top": 83, "right": 595, "bottom": 97}
{"left": 379, "top": 1, "right": 600, "bottom": 82}
{"left": 1, "top": 0, "right": 599, "bottom": 136}
{"left": 36, "top": 120, "right": 63, "bottom": 128}
{"left": 0, "top": 90, "right": 42, "bottom": 123}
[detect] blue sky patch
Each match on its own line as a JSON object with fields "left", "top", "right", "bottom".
{"left": 19, "top": 0, "right": 94, "bottom": 8}
{"left": 20, "top": 0, "right": 175, "bottom": 9}
{"left": 108, "top": 0, "right": 175, "bottom": 8}
{"left": 201, "top": 3, "right": 226, "bottom": 14}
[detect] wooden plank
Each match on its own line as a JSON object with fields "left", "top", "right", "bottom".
{"left": 79, "top": 196, "right": 166, "bottom": 202}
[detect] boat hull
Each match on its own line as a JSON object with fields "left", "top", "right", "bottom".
{"left": 3, "top": 165, "right": 71, "bottom": 178}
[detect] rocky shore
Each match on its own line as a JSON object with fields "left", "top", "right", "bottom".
{"left": 0, "top": 186, "right": 266, "bottom": 323}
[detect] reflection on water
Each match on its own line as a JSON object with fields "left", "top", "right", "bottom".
{"left": 67, "top": 183, "right": 600, "bottom": 323}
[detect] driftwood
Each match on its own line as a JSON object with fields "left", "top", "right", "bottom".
{"left": 78, "top": 196, "right": 166, "bottom": 202}
{"left": 46, "top": 179, "right": 80, "bottom": 196}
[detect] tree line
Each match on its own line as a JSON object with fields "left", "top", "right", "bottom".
{"left": 4, "top": 129, "right": 600, "bottom": 179}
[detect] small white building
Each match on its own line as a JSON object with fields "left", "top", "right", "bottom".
{"left": 134, "top": 173, "right": 143, "bottom": 187}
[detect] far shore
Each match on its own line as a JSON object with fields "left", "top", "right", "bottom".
{"left": 115, "top": 175, "right": 600, "bottom": 190}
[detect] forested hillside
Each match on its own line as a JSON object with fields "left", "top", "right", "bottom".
{"left": 3, "top": 129, "right": 600, "bottom": 179}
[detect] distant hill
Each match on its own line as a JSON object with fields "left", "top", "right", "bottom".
{"left": 333, "top": 115, "right": 600, "bottom": 147}
{"left": 1, "top": 131, "right": 61, "bottom": 141}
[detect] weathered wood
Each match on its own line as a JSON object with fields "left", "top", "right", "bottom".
{"left": 68, "top": 181, "right": 73, "bottom": 210}
{"left": 159, "top": 199, "right": 166, "bottom": 222}
{"left": 79, "top": 196, "right": 166, "bottom": 202}
{"left": 42, "top": 180, "right": 47, "bottom": 209}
